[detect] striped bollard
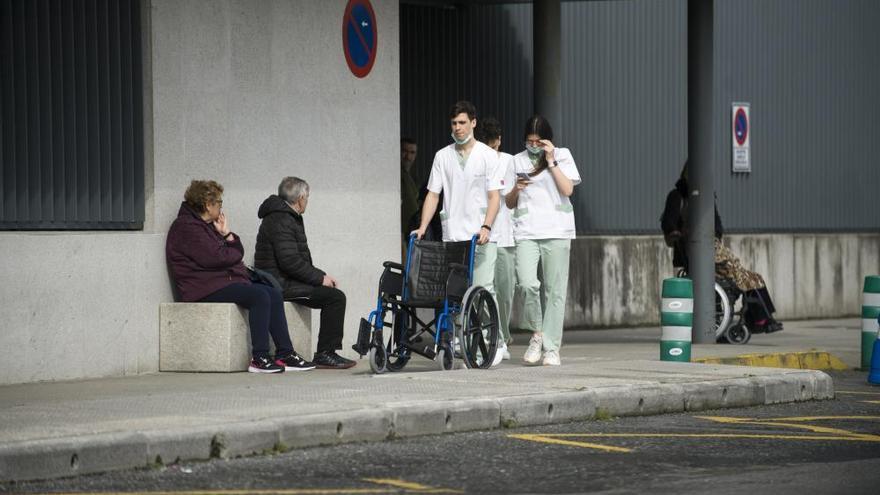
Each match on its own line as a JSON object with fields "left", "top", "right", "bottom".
{"left": 869, "top": 314, "right": 880, "bottom": 385}
{"left": 862, "top": 276, "right": 880, "bottom": 370}
{"left": 661, "top": 278, "right": 693, "bottom": 362}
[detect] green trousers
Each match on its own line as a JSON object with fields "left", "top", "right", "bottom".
{"left": 470, "top": 243, "right": 500, "bottom": 345}
{"left": 515, "top": 238, "right": 571, "bottom": 352}
{"left": 472, "top": 242, "right": 497, "bottom": 297}
{"left": 494, "top": 246, "right": 516, "bottom": 343}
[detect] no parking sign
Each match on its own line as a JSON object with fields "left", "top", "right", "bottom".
{"left": 732, "top": 102, "right": 750, "bottom": 173}
{"left": 342, "top": 0, "right": 377, "bottom": 78}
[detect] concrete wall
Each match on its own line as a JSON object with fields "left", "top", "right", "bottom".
{"left": 559, "top": 234, "right": 880, "bottom": 330}
{"left": 0, "top": 0, "right": 400, "bottom": 385}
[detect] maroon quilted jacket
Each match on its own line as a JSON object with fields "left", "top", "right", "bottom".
{"left": 165, "top": 202, "right": 251, "bottom": 302}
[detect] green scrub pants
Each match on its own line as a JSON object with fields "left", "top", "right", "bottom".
{"left": 494, "top": 246, "right": 516, "bottom": 344}
{"left": 472, "top": 242, "right": 497, "bottom": 298}
{"left": 515, "top": 238, "right": 571, "bottom": 352}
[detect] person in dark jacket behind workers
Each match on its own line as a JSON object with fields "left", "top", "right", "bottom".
{"left": 661, "top": 162, "right": 782, "bottom": 334}
{"left": 165, "top": 179, "right": 315, "bottom": 374}
{"left": 254, "top": 177, "right": 356, "bottom": 369}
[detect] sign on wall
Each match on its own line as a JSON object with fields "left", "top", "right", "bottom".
{"left": 342, "top": 0, "right": 377, "bottom": 78}
{"left": 732, "top": 102, "right": 751, "bottom": 173}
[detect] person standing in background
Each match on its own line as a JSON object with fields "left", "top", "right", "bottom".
{"left": 476, "top": 116, "right": 515, "bottom": 361}
{"left": 400, "top": 137, "right": 420, "bottom": 240}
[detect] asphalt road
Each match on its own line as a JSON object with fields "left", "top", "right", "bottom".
{"left": 4, "top": 371, "right": 879, "bottom": 495}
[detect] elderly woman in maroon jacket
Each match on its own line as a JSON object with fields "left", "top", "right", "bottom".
{"left": 165, "top": 180, "right": 315, "bottom": 373}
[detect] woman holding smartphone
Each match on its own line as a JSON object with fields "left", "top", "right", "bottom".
{"left": 505, "top": 115, "right": 581, "bottom": 366}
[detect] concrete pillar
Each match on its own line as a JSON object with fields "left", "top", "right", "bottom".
{"left": 687, "top": 0, "right": 716, "bottom": 344}
{"left": 534, "top": 0, "right": 562, "bottom": 138}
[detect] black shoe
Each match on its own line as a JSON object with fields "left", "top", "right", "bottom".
{"left": 275, "top": 352, "right": 316, "bottom": 371}
{"left": 765, "top": 320, "right": 784, "bottom": 333}
{"left": 313, "top": 350, "right": 357, "bottom": 369}
{"left": 248, "top": 356, "right": 285, "bottom": 374}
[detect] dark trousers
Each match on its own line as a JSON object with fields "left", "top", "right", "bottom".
{"left": 744, "top": 287, "right": 777, "bottom": 323}
{"left": 201, "top": 282, "right": 294, "bottom": 360}
{"left": 289, "top": 286, "right": 345, "bottom": 352}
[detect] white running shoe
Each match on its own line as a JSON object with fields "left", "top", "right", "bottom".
{"left": 500, "top": 341, "right": 511, "bottom": 360}
{"left": 491, "top": 341, "right": 505, "bottom": 367}
{"left": 543, "top": 349, "right": 561, "bottom": 366}
{"left": 523, "top": 334, "right": 543, "bottom": 364}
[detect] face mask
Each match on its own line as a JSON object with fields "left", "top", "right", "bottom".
{"left": 526, "top": 144, "right": 543, "bottom": 156}
{"left": 451, "top": 132, "right": 472, "bottom": 146}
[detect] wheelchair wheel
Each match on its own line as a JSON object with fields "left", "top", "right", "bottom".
{"left": 713, "top": 282, "right": 732, "bottom": 340}
{"left": 723, "top": 323, "right": 751, "bottom": 344}
{"left": 437, "top": 342, "right": 455, "bottom": 371}
{"left": 385, "top": 309, "right": 411, "bottom": 371}
{"left": 458, "top": 286, "right": 500, "bottom": 369}
{"left": 368, "top": 337, "right": 388, "bottom": 374}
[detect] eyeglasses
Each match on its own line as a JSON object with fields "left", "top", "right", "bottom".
{"left": 525, "top": 139, "right": 542, "bottom": 146}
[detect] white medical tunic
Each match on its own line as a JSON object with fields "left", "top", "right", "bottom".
{"left": 511, "top": 147, "right": 581, "bottom": 240}
{"left": 493, "top": 152, "right": 515, "bottom": 248}
{"left": 427, "top": 141, "right": 504, "bottom": 242}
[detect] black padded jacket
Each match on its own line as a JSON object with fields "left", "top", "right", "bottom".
{"left": 254, "top": 195, "right": 325, "bottom": 298}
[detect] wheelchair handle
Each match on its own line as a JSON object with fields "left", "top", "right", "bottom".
{"left": 383, "top": 261, "right": 404, "bottom": 270}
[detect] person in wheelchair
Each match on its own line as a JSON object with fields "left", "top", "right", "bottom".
{"left": 661, "top": 163, "right": 783, "bottom": 335}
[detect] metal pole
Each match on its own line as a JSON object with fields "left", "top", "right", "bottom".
{"left": 534, "top": 0, "right": 562, "bottom": 139}
{"left": 687, "top": 0, "right": 716, "bottom": 344}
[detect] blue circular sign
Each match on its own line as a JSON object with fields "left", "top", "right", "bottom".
{"left": 342, "top": 0, "right": 377, "bottom": 78}
{"left": 734, "top": 108, "right": 748, "bottom": 146}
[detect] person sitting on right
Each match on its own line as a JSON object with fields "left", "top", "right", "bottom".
{"left": 254, "top": 177, "right": 356, "bottom": 369}
{"left": 661, "top": 162, "right": 783, "bottom": 334}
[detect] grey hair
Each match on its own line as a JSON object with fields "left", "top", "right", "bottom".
{"left": 278, "top": 176, "right": 309, "bottom": 204}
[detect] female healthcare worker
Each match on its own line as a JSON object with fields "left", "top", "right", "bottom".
{"left": 505, "top": 115, "right": 580, "bottom": 366}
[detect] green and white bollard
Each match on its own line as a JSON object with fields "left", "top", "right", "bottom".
{"left": 862, "top": 276, "right": 880, "bottom": 370}
{"left": 661, "top": 277, "right": 693, "bottom": 362}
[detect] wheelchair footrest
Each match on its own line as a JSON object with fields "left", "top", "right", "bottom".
{"left": 352, "top": 317, "right": 372, "bottom": 357}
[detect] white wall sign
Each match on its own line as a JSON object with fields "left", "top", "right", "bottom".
{"left": 732, "top": 102, "right": 751, "bottom": 173}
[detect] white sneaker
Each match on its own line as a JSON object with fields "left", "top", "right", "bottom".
{"left": 491, "top": 341, "right": 505, "bottom": 367}
{"left": 543, "top": 349, "right": 561, "bottom": 366}
{"left": 500, "top": 341, "right": 511, "bottom": 360}
{"left": 523, "top": 334, "right": 543, "bottom": 364}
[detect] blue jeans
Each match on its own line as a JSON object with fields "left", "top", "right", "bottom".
{"left": 201, "top": 282, "right": 294, "bottom": 360}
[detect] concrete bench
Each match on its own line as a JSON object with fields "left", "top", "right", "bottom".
{"left": 159, "top": 302, "right": 313, "bottom": 372}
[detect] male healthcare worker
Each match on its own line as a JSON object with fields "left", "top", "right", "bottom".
{"left": 414, "top": 100, "right": 504, "bottom": 366}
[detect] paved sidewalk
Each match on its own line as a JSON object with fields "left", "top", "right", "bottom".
{"left": 0, "top": 318, "right": 861, "bottom": 482}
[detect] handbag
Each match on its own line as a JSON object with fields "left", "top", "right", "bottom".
{"left": 247, "top": 266, "right": 282, "bottom": 291}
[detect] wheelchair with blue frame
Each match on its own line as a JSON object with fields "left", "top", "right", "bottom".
{"left": 352, "top": 234, "right": 500, "bottom": 372}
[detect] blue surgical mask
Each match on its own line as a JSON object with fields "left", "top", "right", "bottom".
{"left": 452, "top": 132, "right": 472, "bottom": 146}
{"left": 526, "top": 144, "right": 543, "bottom": 156}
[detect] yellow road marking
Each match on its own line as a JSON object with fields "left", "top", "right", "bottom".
{"left": 508, "top": 415, "right": 880, "bottom": 452}
{"left": 694, "top": 415, "right": 880, "bottom": 440}
{"left": 705, "top": 415, "right": 880, "bottom": 422}
{"left": 362, "top": 478, "right": 462, "bottom": 493}
{"left": 39, "top": 490, "right": 395, "bottom": 495}
{"left": 516, "top": 433, "right": 880, "bottom": 442}
{"left": 507, "top": 433, "right": 632, "bottom": 453}
{"left": 836, "top": 390, "right": 880, "bottom": 395}
{"left": 38, "top": 478, "right": 461, "bottom": 495}
{"left": 862, "top": 400, "right": 880, "bottom": 404}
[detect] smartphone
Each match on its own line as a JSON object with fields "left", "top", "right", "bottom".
{"left": 516, "top": 172, "right": 531, "bottom": 181}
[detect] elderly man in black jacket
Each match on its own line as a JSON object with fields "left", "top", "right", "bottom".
{"left": 254, "top": 177, "right": 355, "bottom": 369}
